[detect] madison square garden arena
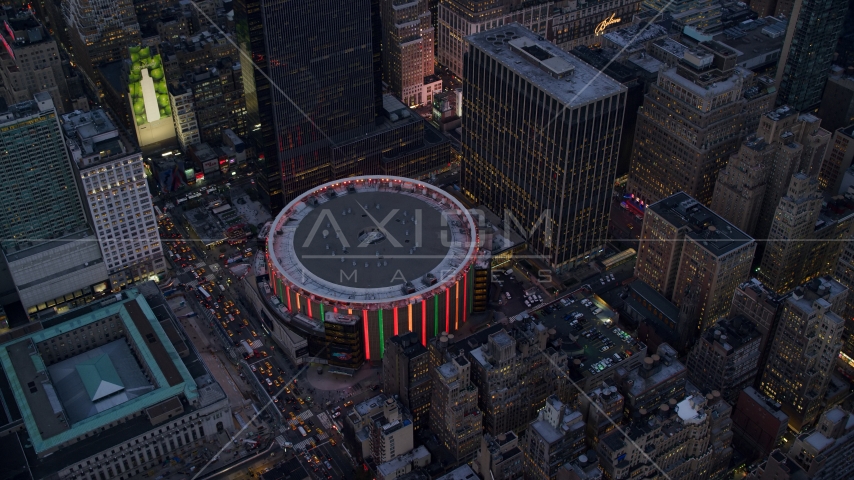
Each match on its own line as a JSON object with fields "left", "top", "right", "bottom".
{"left": 266, "top": 176, "right": 479, "bottom": 366}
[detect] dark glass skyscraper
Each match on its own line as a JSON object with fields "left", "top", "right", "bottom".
{"left": 236, "top": 0, "right": 378, "bottom": 212}
{"left": 774, "top": 0, "right": 849, "bottom": 111}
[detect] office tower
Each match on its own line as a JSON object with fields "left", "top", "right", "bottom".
{"left": 833, "top": 238, "right": 854, "bottom": 374}
{"left": 730, "top": 279, "right": 786, "bottom": 369}
{"left": 643, "top": 0, "right": 722, "bottom": 33}
{"left": 461, "top": 25, "right": 626, "bottom": 271}
{"left": 749, "top": 407, "right": 854, "bottom": 480}
{"left": 345, "top": 394, "right": 415, "bottom": 463}
{"left": 626, "top": 41, "right": 776, "bottom": 206}
{"left": 0, "top": 93, "right": 108, "bottom": 315}
{"left": 711, "top": 139, "right": 777, "bottom": 236}
{"left": 383, "top": 333, "right": 432, "bottom": 431}
{"left": 818, "top": 125, "right": 854, "bottom": 195}
{"left": 474, "top": 432, "right": 525, "bottom": 480}
{"left": 467, "top": 326, "right": 569, "bottom": 435}
{"left": 0, "top": 8, "right": 72, "bottom": 113}
{"left": 616, "top": 343, "right": 687, "bottom": 417}
{"left": 64, "top": 0, "right": 141, "bottom": 88}
{"left": 0, "top": 283, "right": 233, "bottom": 480}
{"left": 236, "top": 0, "right": 449, "bottom": 213}
{"left": 686, "top": 315, "right": 761, "bottom": 403}
{"left": 178, "top": 60, "right": 246, "bottom": 145}
{"left": 758, "top": 174, "right": 854, "bottom": 293}
{"left": 60, "top": 109, "right": 166, "bottom": 287}
{"left": 429, "top": 355, "right": 482, "bottom": 464}
{"left": 578, "top": 384, "right": 623, "bottom": 448}
{"left": 774, "top": 0, "right": 848, "bottom": 111}
{"left": 635, "top": 192, "right": 756, "bottom": 336}
{"left": 750, "top": 108, "right": 831, "bottom": 240}
{"left": 369, "top": 397, "right": 415, "bottom": 464}
{"left": 711, "top": 107, "right": 833, "bottom": 238}
{"left": 599, "top": 393, "right": 733, "bottom": 480}
{"left": 817, "top": 74, "right": 854, "bottom": 134}
{"left": 381, "top": 0, "right": 437, "bottom": 106}
{"left": 522, "top": 395, "right": 585, "bottom": 480}
{"left": 169, "top": 84, "right": 201, "bottom": 151}
{"left": 731, "top": 387, "right": 788, "bottom": 461}
{"left": 758, "top": 276, "right": 846, "bottom": 431}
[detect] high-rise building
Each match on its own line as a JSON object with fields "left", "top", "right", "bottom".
{"left": 383, "top": 332, "right": 432, "bottom": 431}
{"left": 626, "top": 41, "right": 776, "bottom": 206}
{"left": 0, "top": 93, "right": 108, "bottom": 315}
{"left": 758, "top": 276, "right": 847, "bottom": 431}
{"left": 429, "top": 354, "right": 482, "bottom": 464}
{"left": 381, "top": 0, "right": 437, "bottom": 106}
{"left": 467, "top": 326, "right": 568, "bottom": 435}
{"left": 236, "top": 0, "right": 449, "bottom": 213}
{"left": 749, "top": 407, "right": 854, "bottom": 480}
{"left": 686, "top": 315, "right": 762, "bottom": 403}
{"left": 730, "top": 279, "right": 786, "bottom": 369}
{"left": 818, "top": 125, "right": 854, "bottom": 195}
{"left": 522, "top": 395, "right": 585, "bottom": 480}
{"left": 168, "top": 84, "right": 200, "bottom": 151}
{"left": 461, "top": 24, "right": 626, "bottom": 271}
{"left": 474, "top": 431, "right": 525, "bottom": 480}
{"left": 711, "top": 106, "right": 833, "bottom": 238}
{"left": 731, "top": 386, "right": 788, "bottom": 461}
{"left": 758, "top": 173, "right": 854, "bottom": 294}
{"left": 816, "top": 73, "right": 854, "bottom": 134}
{"left": 64, "top": 0, "right": 141, "bottom": 88}
{"left": 774, "top": 0, "right": 848, "bottom": 111}
{"left": 60, "top": 109, "right": 166, "bottom": 287}
{"left": 833, "top": 236, "right": 854, "bottom": 375}
{"left": 0, "top": 8, "right": 73, "bottom": 113}
{"left": 369, "top": 397, "right": 416, "bottom": 464}
{"left": 598, "top": 392, "right": 733, "bottom": 480}
{"left": 635, "top": 192, "right": 756, "bottom": 336}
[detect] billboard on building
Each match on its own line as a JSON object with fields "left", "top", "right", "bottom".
{"left": 127, "top": 46, "right": 171, "bottom": 126}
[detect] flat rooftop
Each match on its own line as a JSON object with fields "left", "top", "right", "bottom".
{"left": 268, "top": 176, "right": 477, "bottom": 305}
{"left": 466, "top": 24, "right": 625, "bottom": 107}
{"left": 648, "top": 192, "right": 754, "bottom": 256}
{"left": 434, "top": 464, "right": 478, "bottom": 480}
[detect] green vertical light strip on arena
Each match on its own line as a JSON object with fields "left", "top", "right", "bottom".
{"left": 378, "top": 310, "right": 385, "bottom": 358}
{"left": 319, "top": 303, "right": 325, "bottom": 322}
{"left": 434, "top": 296, "right": 439, "bottom": 336}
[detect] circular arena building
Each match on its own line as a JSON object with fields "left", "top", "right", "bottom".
{"left": 266, "top": 176, "right": 478, "bottom": 365}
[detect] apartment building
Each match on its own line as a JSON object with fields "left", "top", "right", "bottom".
{"left": 523, "top": 395, "right": 585, "bottom": 480}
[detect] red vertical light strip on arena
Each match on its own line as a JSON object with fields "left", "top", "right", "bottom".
{"left": 463, "top": 270, "right": 468, "bottom": 323}
{"left": 394, "top": 307, "right": 399, "bottom": 336}
{"left": 455, "top": 282, "right": 460, "bottom": 331}
{"left": 363, "top": 310, "right": 371, "bottom": 360}
{"left": 333, "top": 307, "right": 338, "bottom": 314}
{"left": 445, "top": 288, "right": 450, "bottom": 333}
{"left": 286, "top": 286, "right": 292, "bottom": 312}
{"left": 421, "top": 300, "right": 427, "bottom": 346}
{"left": 306, "top": 298, "right": 312, "bottom": 318}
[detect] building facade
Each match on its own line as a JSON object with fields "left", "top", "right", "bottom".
{"left": 686, "top": 315, "right": 761, "bottom": 403}
{"left": 0, "top": 93, "right": 108, "bottom": 314}
{"left": 523, "top": 395, "right": 585, "bottom": 480}
{"left": 758, "top": 276, "right": 847, "bottom": 432}
{"left": 461, "top": 25, "right": 627, "bottom": 271}
{"left": 635, "top": 192, "right": 756, "bottom": 337}
{"left": 598, "top": 393, "right": 733, "bottom": 480}
{"left": 774, "top": 0, "right": 849, "bottom": 111}
{"left": 429, "top": 354, "right": 483, "bottom": 464}
{"left": 816, "top": 73, "right": 854, "bottom": 135}
{"left": 64, "top": 0, "right": 141, "bottom": 88}
{"left": 61, "top": 109, "right": 166, "bottom": 287}
{"left": 818, "top": 125, "right": 854, "bottom": 195}
{"left": 758, "top": 173, "right": 854, "bottom": 294}
{"left": 731, "top": 386, "right": 788, "bottom": 461}
{"left": 0, "top": 8, "right": 73, "bottom": 113}
{"left": 381, "top": 0, "right": 436, "bottom": 106}
{"left": 383, "top": 332, "right": 432, "bottom": 430}
{"left": 474, "top": 431, "right": 525, "bottom": 480}
{"left": 711, "top": 106, "right": 832, "bottom": 238}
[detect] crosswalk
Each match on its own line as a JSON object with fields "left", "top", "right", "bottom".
{"left": 293, "top": 438, "right": 313, "bottom": 451}
{"left": 187, "top": 280, "right": 199, "bottom": 287}
{"left": 287, "top": 409, "right": 315, "bottom": 426}
{"left": 317, "top": 412, "right": 332, "bottom": 430}
{"left": 205, "top": 273, "right": 216, "bottom": 282}
{"left": 316, "top": 433, "right": 329, "bottom": 441}
{"left": 195, "top": 261, "right": 206, "bottom": 268}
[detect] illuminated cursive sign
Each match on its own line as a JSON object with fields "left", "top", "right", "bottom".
{"left": 595, "top": 12, "right": 621, "bottom": 36}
